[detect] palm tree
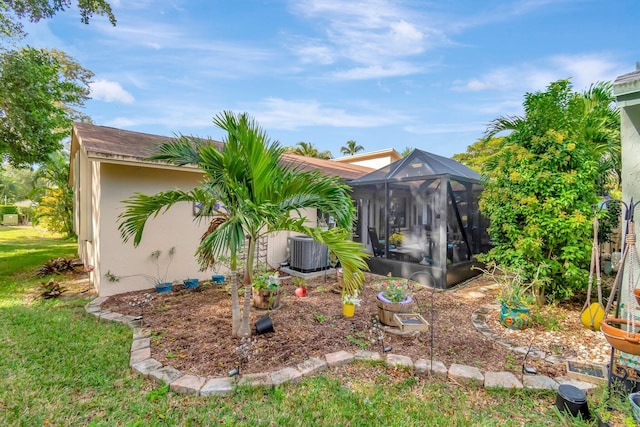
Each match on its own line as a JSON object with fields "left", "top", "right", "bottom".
{"left": 340, "top": 140, "right": 364, "bottom": 156}
{"left": 117, "top": 111, "right": 368, "bottom": 337}
{"left": 292, "top": 141, "right": 333, "bottom": 159}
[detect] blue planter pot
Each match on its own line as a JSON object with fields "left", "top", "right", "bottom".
{"left": 155, "top": 282, "right": 173, "bottom": 293}
{"left": 500, "top": 302, "right": 531, "bottom": 329}
{"left": 183, "top": 278, "right": 199, "bottom": 289}
{"left": 211, "top": 275, "right": 225, "bottom": 284}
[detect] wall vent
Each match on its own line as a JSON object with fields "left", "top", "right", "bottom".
{"left": 288, "top": 235, "right": 329, "bottom": 273}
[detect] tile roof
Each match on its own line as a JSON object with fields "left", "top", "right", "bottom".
{"left": 72, "top": 123, "right": 373, "bottom": 179}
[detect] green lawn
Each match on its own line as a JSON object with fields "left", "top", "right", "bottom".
{"left": 0, "top": 226, "right": 613, "bottom": 426}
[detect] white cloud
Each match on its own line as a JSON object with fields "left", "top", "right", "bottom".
{"left": 251, "top": 98, "right": 406, "bottom": 130}
{"left": 90, "top": 80, "right": 135, "bottom": 104}
{"left": 288, "top": 0, "right": 448, "bottom": 78}
{"left": 451, "top": 53, "right": 626, "bottom": 94}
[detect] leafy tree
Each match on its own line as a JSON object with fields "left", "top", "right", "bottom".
{"left": 117, "top": 111, "right": 368, "bottom": 337}
{"left": 340, "top": 140, "right": 364, "bottom": 156}
{"left": 291, "top": 141, "right": 332, "bottom": 159}
{"left": 0, "top": 164, "right": 34, "bottom": 202}
{"left": 1, "top": 0, "right": 116, "bottom": 38}
{"left": 32, "top": 151, "right": 74, "bottom": 236}
{"left": 452, "top": 137, "right": 505, "bottom": 173}
{"left": 480, "top": 79, "right": 614, "bottom": 300}
{"left": 0, "top": 47, "right": 93, "bottom": 166}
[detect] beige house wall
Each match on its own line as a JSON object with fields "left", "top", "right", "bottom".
{"left": 96, "top": 163, "right": 210, "bottom": 296}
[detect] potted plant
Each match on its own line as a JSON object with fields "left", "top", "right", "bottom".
{"left": 252, "top": 271, "right": 282, "bottom": 310}
{"left": 183, "top": 277, "right": 199, "bottom": 289}
{"left": 343, "top": 291, "right": 361, "bottom": 317}
{"left": 105, "top": 247, "right": 177, "bottom": 293}
{"left": 374, "top": 276, "right": 416, "bottom": 326}
{"left": 475, "top": 262, "right": 533, "bottom": 329}
{"left": 389, "top": 232, "right": 404, "bottom": 247}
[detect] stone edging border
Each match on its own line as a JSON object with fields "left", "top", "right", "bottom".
{"left": 86, "top": 297, "right": 598, "bottom": 397}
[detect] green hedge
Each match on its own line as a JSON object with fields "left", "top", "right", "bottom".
{"left": 0, "top": 205, "right": 19, "bottom": 215}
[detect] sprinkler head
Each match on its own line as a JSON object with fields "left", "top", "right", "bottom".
{"left": 228, "top": 368, "right": 239, "bottom": 377}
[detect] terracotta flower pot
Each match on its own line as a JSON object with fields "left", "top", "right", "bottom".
{"left": 601, "top": 318, "right": 640, "bottom": 356}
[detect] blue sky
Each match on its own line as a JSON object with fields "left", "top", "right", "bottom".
{"left": 22, "top": 0, "right": 639, "bottom": 158}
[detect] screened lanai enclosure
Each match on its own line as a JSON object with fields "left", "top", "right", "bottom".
{"left": 349, "top": 149, "right": 491, "bottom": 289}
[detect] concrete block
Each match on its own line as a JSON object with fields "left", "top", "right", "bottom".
{"left": 297, "top": 357, "right": 328, "bottom": 376}
{"left": 484, "top": 371, "right": 523, "bottom": 389}
{"left": 201, "top": 377, "right": 235, "bottom": 397}
{"left": 325, "top": 350, "right": 354, "bottom": 367}
{"left": 271, "top": 367, "right": 303, "bottom": 385}
{"left": 523, "top": 375, "right": 559, "bottom": 391}
{"left": 237, "top": 372, "right": 273, "bottom": 388}
{"left": 554, "top": 376, "right": 597, "bottom": 393}
{"left": 354, "top": 350, "right": 382, "bottom": 361}
{"left": 131, "top": 337, "right": 151, "bottom": 352}
{"left": 386, "top": 353, "right": 413, "bottom": 370}
{"left": 129, "top": 347, "right": 151, "bottom": 366}
{"left": 131, "top": 358, "right": 163, "bottom": 378}
{"left": 448, "top": 363, "right": 484, "bottom": 386}
{"left": 148, "top": 366, "right": 184, "bottom": 385}
{"left": 170, "top": 374, "right": 206, "bottom": 396}
{"left": 415, "top": 359, "right": 447, "bottom": 378}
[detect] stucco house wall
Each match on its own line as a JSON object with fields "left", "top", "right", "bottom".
{"left": 333, "top": 148, "right": 402, "bottom": 169}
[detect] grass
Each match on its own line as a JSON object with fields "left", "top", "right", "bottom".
{"left": 0, "top": 225, "right": 613, "bottom": 426}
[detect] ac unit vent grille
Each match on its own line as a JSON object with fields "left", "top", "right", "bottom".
{"left": 288, "top": 236, "right": 329, "bottom": 273}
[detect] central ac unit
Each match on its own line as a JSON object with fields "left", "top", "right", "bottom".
{"left": 288, "top": 235, "right": 329, "bottom": 273}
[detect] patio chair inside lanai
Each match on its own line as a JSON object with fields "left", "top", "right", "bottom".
{"left": 348, "top": 149, "right": 491, "bottom": 289}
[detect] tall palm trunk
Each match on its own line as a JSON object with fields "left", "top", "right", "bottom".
{"left": 229, "top": 260, "right": 241, "bottom": 336}
{"left": 237, "top": 237, "right": 255, "bottom": 337}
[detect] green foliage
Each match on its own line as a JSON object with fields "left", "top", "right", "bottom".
{"left": 32, "top": 151, "right": 75, "bottom": 236}
{"left": 0, "top": 48, "right": 93, "bottom": 166}
{"left": 0, "top": 165, "right": 35, "bottom": 203}
{"left": 290, "top": 141, "right": 333, "bottom": 159}
{"left": 0, "top": 205, "right": 18, "bottom": 215}
{"left": 452, "top": 136, "right": 505, "bottom": 173}
{"left": 0, "top": 0, "right": 116, "bottom": 38}
{"left": 480, "top": 80, "right": 612, "bottom": 299}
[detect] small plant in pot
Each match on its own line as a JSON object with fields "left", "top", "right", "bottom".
{"left": 475, "top": 262, "right": 533, "bottom": 330}
{"left": 374, "top": 276, "right": 416, "bottom": 326}
{"left": 342, "top": 291, "right": 361, "bottom": 317}
{"left": 105, "top": 247, "right": 177, "bottom": 293}
{"left": 252, "top": 271, "right": 282, "bottom": 310}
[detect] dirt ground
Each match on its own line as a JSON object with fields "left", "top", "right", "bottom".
{"left": 101, "top": 272, "right": 611, "bottom": 379}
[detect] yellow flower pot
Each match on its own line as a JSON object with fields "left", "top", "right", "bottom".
{"left": 343, "top": 303, "right": 355, "bottom": 317}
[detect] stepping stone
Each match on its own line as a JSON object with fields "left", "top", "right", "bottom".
{"left": 271, "top": 367, "right": 303, "bottom": 385}
{"left": 523, "top": 375, "right": 559, "bottom": 391}
{"left": 133, "top": 328, "right": 152, "bottom": 339}
{"left": 484, "top": 371, "right": 523, "bottom": 389}
{"left": 297, "top": 358, "right": 328, "bottom": 376}
{"left": 131, "top": 337, "right": 150, "bottom": 352}
{"left": 238, "top": 372, "right": 273, "bottom": 388}
{"left": 201, "top": 377, "right": 235, "bottom": 397}
{"left": 415, "top": 359, "right": 447, "bottom": 378}
{"left": 131, "top": 358, "right": 163, "bottom": 378}
{"left": 354, "top": 350, "right": 382, "bottom": 361}
{"left": 129, "top": 347, "right": 151, "bottom": 366}
{"left": 148, "top": 366, "right": 183, "bottom": 385}
{"left": 170, "top": 374, "right": 206, "bottom": 396}
{"left": 386, "top": 353, "right": 413, "bottom": 370}
{"left": 325, "top": 350, "right": 354, "bottom": 367}
{"left": 448, "top": 364, "right": 484, "bottom": 386}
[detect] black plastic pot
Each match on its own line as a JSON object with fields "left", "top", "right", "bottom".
{"left": 555, "top": 384, "right": 590, "bottom": 420}
{"left": 255, "top": 315, "right": 274, "bottom": 334}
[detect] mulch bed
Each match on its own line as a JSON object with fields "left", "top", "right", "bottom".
{"left": 101, "top": 272, "right": 610, "bottom": 380}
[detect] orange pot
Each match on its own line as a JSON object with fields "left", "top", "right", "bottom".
{"left": 634, "top": 288, "right": 640, "bottom": 306}
{"left": 601, "top": 318, "right": 640, "bottom": 356}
